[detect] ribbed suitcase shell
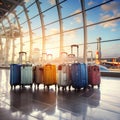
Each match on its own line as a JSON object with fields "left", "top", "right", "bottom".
{"left": 57, "top": 64, "right": 71, "bottom": 89}
{"left": 21, "top": 64, "right": 33, "bottom": 87}
{"left": 88, "top": 65, "right": 101, "bottom": 88}
{"left": 10, "top": 64, "right": 21, "bottom": 87}
{"left": 43, "top": 64, "right": 56, "bottom": 88}
{"left": 71, "top": 63, "right": 88, "bottom": 89}
{"left": 34, "top": 65, "right": 43, "bottom": 87}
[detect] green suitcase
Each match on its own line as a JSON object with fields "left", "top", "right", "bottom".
{"left": 21, "top": 64, "right": 33, "bottom": 87}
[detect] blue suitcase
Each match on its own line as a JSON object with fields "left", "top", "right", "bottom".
{"left": 10, "top": 64, "right": 21, "bottom": 88}
{"left": 71, "top": 63, "right": 88, "bottom": 89}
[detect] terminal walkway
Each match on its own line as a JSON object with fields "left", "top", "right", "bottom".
{"left": 0, "top": 69, "right": 120, "bottom": 120}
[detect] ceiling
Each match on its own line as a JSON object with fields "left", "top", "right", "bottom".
{"left": 0, "top": 0, "right": 24, "bottom": 22}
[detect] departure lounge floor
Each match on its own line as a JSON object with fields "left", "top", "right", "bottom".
{"left": 0, "top": 69, "right": 120, "bottom": 120}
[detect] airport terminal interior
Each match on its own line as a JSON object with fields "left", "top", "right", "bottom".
{"left": 0, "top": 0, "right": 120, "bottom": 120}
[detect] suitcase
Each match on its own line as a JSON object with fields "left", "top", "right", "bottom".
{"left": 57, "top": 64, "right": 71, "bottom": 90}
{"left": 10, "top": 64, "right": 21, "bottom": 88}
{"left": 71, "top": 63, "right": 88, "bottom": 89}
{"left": 57, "top": 52, "right": 72, "bottom": 90}
{"left": 87, "top": 51, "right": 101, "bottom": 88}
{"left": 33, "top": 65, "right": 43, "bottom": 88}
{"left": 21, "top": 64, "right": 33, "bottom": 87}
{"left": 88, "top": 65, "right": 101, "bottom": 88}
{"left": 70, "top": 44, "right": 88, "bottom": 90}
{"left": 43, "top": 64, "right": 57, "bottom": 89}
{"left": 19, "top": 52, "right": 33, "bottom": 87}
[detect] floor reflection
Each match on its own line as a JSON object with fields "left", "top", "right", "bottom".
{"left": 0, "top": 69, "right": 120, "bottom": 120}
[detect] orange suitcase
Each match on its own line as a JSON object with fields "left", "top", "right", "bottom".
{"left": 43, "top": 64, "right": 57, "bottom": 89}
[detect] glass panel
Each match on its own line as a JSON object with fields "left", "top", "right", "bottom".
{"left": 40, "top": 0, "right": 56, "bottom": 11}
{"left": 45, "top": 35, "right": 60, "bottom": 58}
{"left": 61, "top": 0, "right": 81, "bottom": 18}
{"left": 31, "top": 16, "right": 41, "bottom": 30}
{"left": 27, "top": 3, "right": 39, "bottom": 19}
{"left": 22, "top": 35, "right": 30, "bottom": 43}
{"left": 63, "top": 13, "right": 83, "bottom": 31}
{"left": 44, "top": 7, "right": 58, "bottom": 24}
{"left": 63, "top": 29, "right": 84, "bottom": 57}
{"left": 45, "top": 22, "right": 59, "bottom": 36}
{"left": 85, "top": 0, "right": 104, "bottom": 9}
{"left": 25, "top": 0, "right": 35, "bottom": 8}
{"left": 86, "top": 0, "right": 120, "bottom": 25}
{"left": 32, "top": 28, "right": 42, "bottom": 39}
{"left": 32, "top": 39, "right": 42, "bottom": 64}
{"left": 15, "top": 5, "right": 23, "bottom": 15}
{"left": 18, "top": 12, "right": 27, "bottom": 24}
{"left": 21, "top": 22, "right": 29, "bottom": 34}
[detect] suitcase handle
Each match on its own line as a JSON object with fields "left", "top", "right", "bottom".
{"left": 67, "top": 54, "right": 75, "bottom": 58}
{"left": 47, "top": 54, "right": 53, "bottom": 61}
{"left": 71, "top": 44, "right": 79, "bottom": 58}
{"left": 60, "top": 52, "right": 68, "bottom": 57}
{"left": 19, "top": 51, "right": 27, "bottom": 64}
{"left": 87, "top": 51, "right": 93, "bottom": 65}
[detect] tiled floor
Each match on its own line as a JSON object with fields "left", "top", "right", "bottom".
{"left": 0, "top": 69, "right": 120, "bottom": 120}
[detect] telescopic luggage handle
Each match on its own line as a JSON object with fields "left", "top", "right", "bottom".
{"left": 60, "top": 52, "right": 68, "bottom": 58}
{"left": 42, "top": 52, "right": 47, "bottom": 61}
{"left": 71, "top": 44, "right": 79, "bottom": 58}
{"left": 19, "top": 51, "right": 27, "bottom": 64}
{"left": 47, "top": 54, "right": 53, "bottom": 61}
{"left": 87, "top": 51, "right": 93, "bottom": 65}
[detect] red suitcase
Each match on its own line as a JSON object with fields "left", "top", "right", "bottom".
{"left": 88, "top": 65, "right": 101, "bottom": 88}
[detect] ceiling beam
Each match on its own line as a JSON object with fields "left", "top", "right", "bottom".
{"left": 5, "top": 0, "right": 18, "bottom": 5}
{"left": 0, "top": 7, "right": 8, "bottom": 12}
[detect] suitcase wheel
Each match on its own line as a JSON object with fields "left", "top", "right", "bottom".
{"left": 58, "top": 85, "right": 60, "bottom": 90}
{"left": 11, "top": 85, "right": 13, "bottom": 89}
{"left": 37, "top": 84, "right": 39, "bottom": 88}
{"left": 55, "top": 84, "right": 56, "bottom": 90}
{"left": 68, "top": 85, "right": 71, "bottom": 91}
{"left": 30, "top": 84, "right": 32, "bottom": 88}
{"left": 98, "top": 84, "right": 100, "bottom": 88}
{"left": 47, "top": 85, "right": 49, "bottom": 90}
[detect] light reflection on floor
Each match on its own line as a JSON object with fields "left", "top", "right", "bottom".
{"left": 0, "top": 69, "right": 120, "bottom": 120}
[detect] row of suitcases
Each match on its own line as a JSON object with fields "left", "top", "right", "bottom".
{"left": 10, "top": 45, "right": 100, "bottom": 90}
{"left": 10, "top": 62, "right": 101, "bottom": 90}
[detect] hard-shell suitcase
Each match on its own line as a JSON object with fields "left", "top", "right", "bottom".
{"left": 19, "top": 52, "right": 33, "bottom": 87}
{"left": 71, "top": 63, "right": 88, "bottom": 89}
{"left": 57, "top": 64, "right": 71, "bottom": 90}
{"left": 21, "top": 64, "right": 33, "bottom": 87}
{"left": 10, "top": 64, "right": 21, "bottom": 88}
{"left": 88, "top": 65, "right": 101, "bottom": 88}
{"left": 87, "top": 51, "right": 101, "bottom": 88}
{"left": 70, "top": 44, "right": 88, "bottom": 90}
{"left": 33, "top": 65, "right": 43, "bottom": 88}
{"left": 43, "top": 64, "right": 57, "bottom": 89}
{"left": 57, "top": 52, "right": 71, "bottom": 90}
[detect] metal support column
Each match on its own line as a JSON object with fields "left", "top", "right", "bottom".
{"left": 22, "top": 3, "right": 33, "bottom": 61}
{"left": 1, "top": 22, "right": 9, "bottom": 65}
{"left": 13, "top": 11, "right": 23, "bottom": 52}
{"left": 97, "top": 37, "right": 101, "bottom": 64}
{"left": 56, "top": 0, "right": 64, "bottom": 56}
{"left": 36, "top": 0, "right": 46, "bottom": 54}
{"left": 81, "top": 0, "right": 87, "bottom": 63}
{"left": 6, "top": 17, "right": 15, "bottom": 63}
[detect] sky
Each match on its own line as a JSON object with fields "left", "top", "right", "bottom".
{"left": 1, "top": 0, "right": 120, "bottom": 63}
